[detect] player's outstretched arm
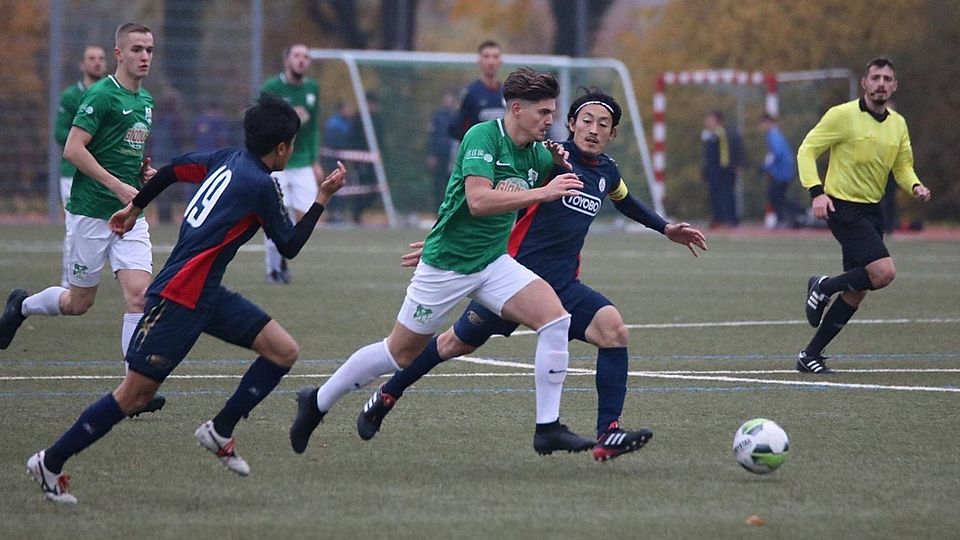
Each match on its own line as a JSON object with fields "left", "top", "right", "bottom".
{"left": 315, "top": 160, "right": 346, "bottom": 206}
{"left": 464, "top": 173, "right": 582, "bottom": 216}
{"left": 272, "top": 161, "right": 348, "bottom": 259}
{"left": 664, "top": 222, "right": 708, "bottom": 257}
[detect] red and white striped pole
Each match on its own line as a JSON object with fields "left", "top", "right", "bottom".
{"left": 652, "top": 70, "right": 778, "bottom": 210}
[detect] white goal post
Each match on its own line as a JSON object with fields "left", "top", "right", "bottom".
{"left": 308, "top": 49, "right": 661, "bottom": 227}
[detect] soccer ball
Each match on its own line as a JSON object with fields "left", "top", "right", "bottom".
{"left": 733, "top": 418, "right": 789, "bottom": 474}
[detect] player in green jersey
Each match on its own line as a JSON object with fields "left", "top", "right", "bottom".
{"left": 260, "top": 43, "right": 324, "bottom": 284}
{"left": 55, "top": 45, "right": 107, "bottom": 288}
{"left": 291, "top": 68, "right": 598, "bottom": 456}
{"left": 0, "top": 23, "right": 164, "bottom": 416}
{"left": 796, "top": 57, "right": 932, "bottom": 374}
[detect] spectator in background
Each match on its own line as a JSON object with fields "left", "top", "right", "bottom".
{"left": 448, "top": 40, "right": 505, "bottom": 142}
{"left": 426, "top": 91, "right": 456, "bottom": 210}
{"left": 760, "top": 113, "right": 804, "bottom": 228}
{"left": 701, "top": 110, "right": 744, "bottom": 228}
{"left": 54, "top": 45, "right": 107, "bottom": 287}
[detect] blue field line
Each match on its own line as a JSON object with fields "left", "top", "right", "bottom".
{"left": 0, "top": 351, "right": 956, "bottom": 368}
{"left": 0, "top": 384, "right": 821, "bottom": 400}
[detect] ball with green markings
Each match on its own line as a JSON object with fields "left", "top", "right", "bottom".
{"left": 733, "top": 418, "right": 789, "bottom": 474}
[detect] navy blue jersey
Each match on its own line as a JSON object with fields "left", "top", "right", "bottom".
{"left": 147, "top": 147, "right": 295, "bottom": 310}
{"left": 448, "top": 79, "right": 504, "bottom": 141}
{"left": 507, "top": 140, "right": 621, "bottom": 290}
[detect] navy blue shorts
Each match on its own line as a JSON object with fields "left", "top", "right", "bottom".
{"left": 827, "top": 199, "right": 889, "bottom": 271}
{"left": 453, "top": 281, "right": 614, "bottom": 346}
{"left": 125, "top": 288, "right": 272, "bottom": 382}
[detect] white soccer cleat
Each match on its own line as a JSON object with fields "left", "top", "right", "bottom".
{"left": 194, "top": 420, "right": 250, "bottom": 476}
{"left": 27, "top": 451, "right": 78, "bottom": 504}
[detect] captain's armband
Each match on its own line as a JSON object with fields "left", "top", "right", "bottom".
{"left": 608, "top": 179, "right": 629, "bottom": 201}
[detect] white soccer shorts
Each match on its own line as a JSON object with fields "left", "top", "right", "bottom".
{"left": 65, "top": 212, "right": 152, "bottom": 287}
{"left": 272, "top": 166, "right": 319, "bottom": 215}
{"left": 396, "top": 254, "right": 540, "bottom": 335}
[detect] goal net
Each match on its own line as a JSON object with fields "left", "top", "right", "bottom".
{"left": 652, "top": 69, "right": 857, "bottom": 223}
{"left": 307, "top": 49, "right": 659, "bottom": 228}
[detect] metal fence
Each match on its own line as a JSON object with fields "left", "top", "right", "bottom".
{"left": 0, "top": 0, "right": 270, "bottom": 221}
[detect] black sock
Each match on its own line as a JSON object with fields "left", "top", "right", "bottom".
{"left": 595, "top": 347, "right": 628, "bottom": 436}
{"left": 45, "top": 393, "right": 126, "bottom": 473}
{"left": 213, "top": 357, "right": 289, "bottom": 437}
{"left": 805, "top": 296, "right": 857, "bottom": 356}
{"left": 382, "top": 336, "right": 446, "bottom": 399}
{"left": 535, "top": 420, "right": 560, "bottom": 432}
{"left": 821, "top": 267, "right": 872, "bottom": 296}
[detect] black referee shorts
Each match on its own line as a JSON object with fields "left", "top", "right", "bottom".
{"left": 827, "top": 198, "right": 890, "bottom": 271}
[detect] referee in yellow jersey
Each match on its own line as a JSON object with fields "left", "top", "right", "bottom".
{"left": 795, "top": 57, "right": 931, "bottom": 374}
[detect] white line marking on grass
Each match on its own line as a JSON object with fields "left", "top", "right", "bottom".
{"left": 505, "top": 317, "right": 960, "bottom": 336}
{"left": 455, "top": 357, "right": 960, "bottom": 393}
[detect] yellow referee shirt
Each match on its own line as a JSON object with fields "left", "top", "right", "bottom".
{"left": 797, "top": 98, "right": 922, "bottom": 203}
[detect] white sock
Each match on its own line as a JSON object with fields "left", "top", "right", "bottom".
{"left": 534, "top": 315, "right": 571, "bottom": 424}
{"left": 121, "top": 312, "right": 141, "bottom": 357}
{"left": 264, "top": 236, "right": 282, "bottom": 274}
{"left": 315, "top": 339, "right": 400, "bottom": 413}
{"left": 21, "top": 287, "right": 67, "bottom": 317}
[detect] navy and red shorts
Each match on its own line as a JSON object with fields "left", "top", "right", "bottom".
{"left": 125, "top": 287, "right": 272, "bottom": 382}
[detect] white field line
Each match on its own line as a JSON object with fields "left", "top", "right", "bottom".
{"left": 505, "top": 317, "right": 960, "bottom": 336}
{"left": 3, "top": 360, "right": 959, "bottom": 394}
{"left": 454, "top": 357, "right": 960, "bottom": 394}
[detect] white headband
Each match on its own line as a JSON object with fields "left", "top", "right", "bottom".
{"left": 573, "top": 100, "right": 615, "bottom": 118}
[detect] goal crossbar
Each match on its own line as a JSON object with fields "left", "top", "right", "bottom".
{"left": 309, "top": 49, "right": 662, "bottom": 224}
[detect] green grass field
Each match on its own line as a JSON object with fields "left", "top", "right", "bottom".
{"left": 1, "top": 223, "right": 958, "bottom": 539}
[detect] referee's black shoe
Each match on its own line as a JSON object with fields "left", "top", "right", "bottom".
{"left": 0, "top": 288, "right": 28, "bottom": 350}
{"left": 805, "top": 275, "right": 831, "bottom": 328}
{"left": 796, "top": 350, "right": 834, "bottom": 374}
{"left": 533, "top": 422, "right": 595, "bottom": 455}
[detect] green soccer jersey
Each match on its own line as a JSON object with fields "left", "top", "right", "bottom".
{"left": 55, "top": 80, "right": 88, "bottom": 178}
{"left": 66, "top": 75, "right": 154, "bottom": 219}
{"left": 261, "top": 74, "right": 319, "bottom": 168}
{"left": 421, "top": 119, "right": 555, "bottom": 274}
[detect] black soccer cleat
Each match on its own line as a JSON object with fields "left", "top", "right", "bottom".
{"left": 805, "top": 275, "right": 830, "bottom": 328}
{"left": 592, "top": 421, "right": 654, "bottom": 462}
{"left": 290, "top": 387, "right": 324, "bottom": 454}
{"left": 796, "top": 350, "right": 834, "bottom": 374}
{"left": 533, "top": 423, "right": 595, "bottom": 456}
{"left": 128, "top": 394, "right": 167, "bottom": 418}
{"left": 357, "top": 385, "right": 397, "bottom": 441}
{"left": 0, "top": 288, "right": 28, "bottom": 350}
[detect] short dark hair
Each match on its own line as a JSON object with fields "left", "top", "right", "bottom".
{"left": 502, "top": 68, "right": 558, "bottom": 103}
{"left": 567, "top": 88, "right": 622, "bottom": 127}
{"left": 706, "top": 110, "right": 724, "bottom": 123}
{"left": 478, "top": 40, "right": 500, "bottom": 54}
{"left": 865, "top": 56, "right": 895, "bottom": 75}
{"left": 244, "top": 93, "right": 301, "bottom": 156}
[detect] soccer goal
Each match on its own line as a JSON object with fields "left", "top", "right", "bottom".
{"left": 308, "top": 49, "right": 660, "bottom": 227}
